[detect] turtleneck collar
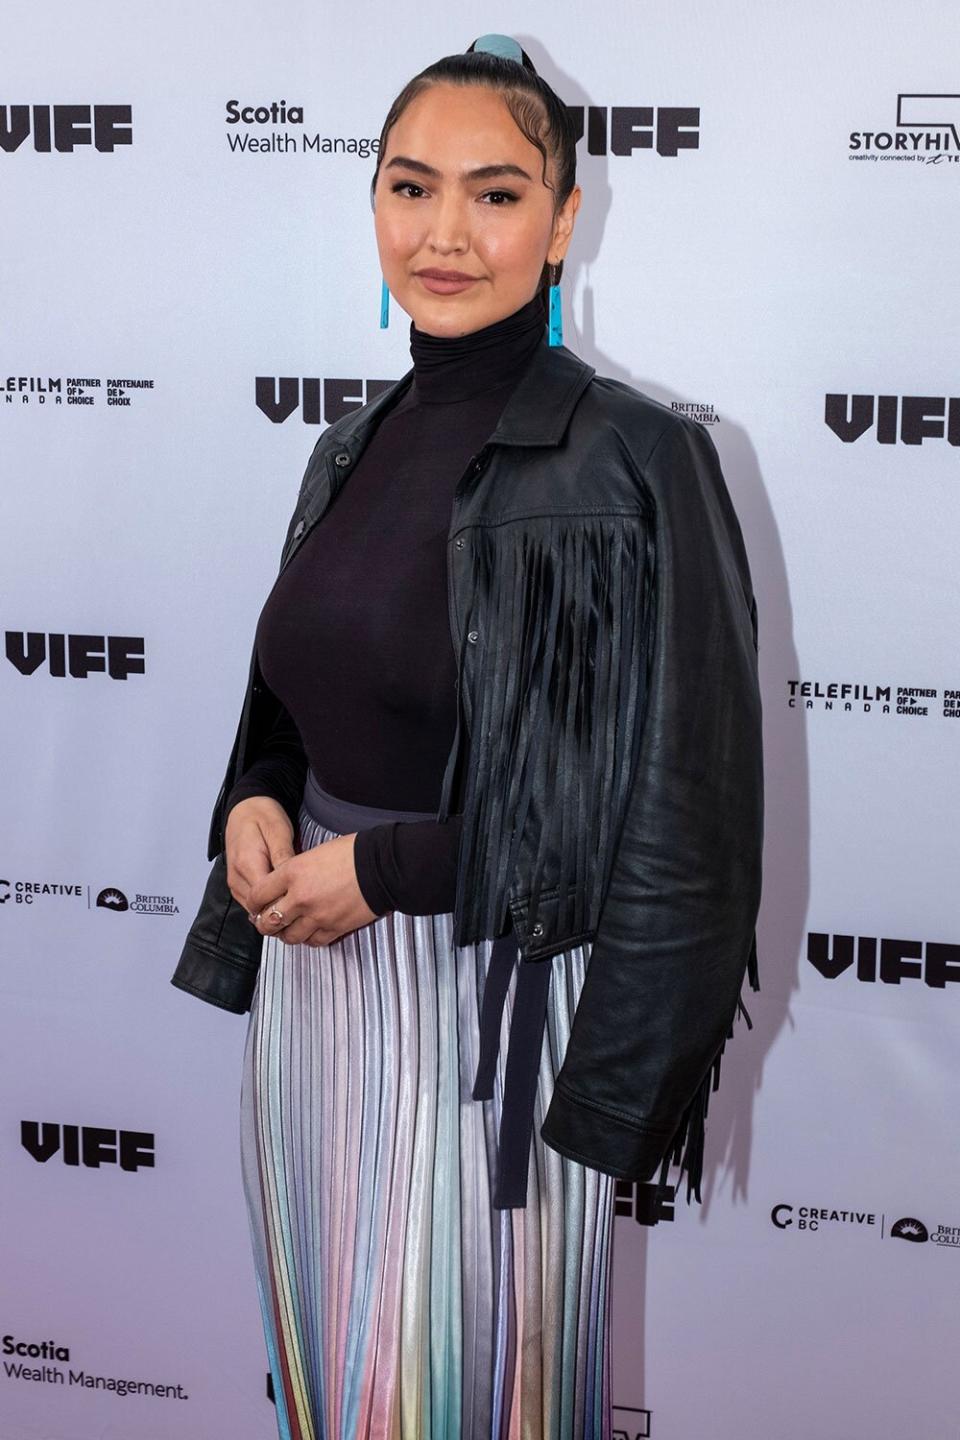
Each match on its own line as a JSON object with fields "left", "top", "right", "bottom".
{"left": 408, "top": 293, "right": 546, "bottom": 404}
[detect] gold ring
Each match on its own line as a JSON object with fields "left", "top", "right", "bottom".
{"left": 268, "top": 907, "right": 286, "bottom": 927}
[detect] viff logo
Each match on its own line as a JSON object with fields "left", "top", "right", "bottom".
{"left": 567, "top": 105, "right": 699, "bottom": 156}
{"left": 256, "top": 376, "right": 395, "bottom": 425}
{"left": 21, "top": 1122, "right": 155, "bottom": 1171}
{"left": 807, "top": 932, "right": 959, "bottom": 988}
{"left": 825, "top": 394, "right": 960, "bottom": 445}
{"left": 614, "top": 1177, "right": 676, "bottom": 1225}
{"left": 4, "top": 632, "right": 145, "bottom": 679}
{"left": 0, "top": 105, "right": 133, "bottom": 152}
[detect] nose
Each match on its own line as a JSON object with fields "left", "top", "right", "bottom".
{"left": 427, "top": 190, "right": 470, "bottom": 254}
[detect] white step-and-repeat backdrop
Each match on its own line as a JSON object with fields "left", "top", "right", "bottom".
{"left": 3, "top": 2, "right": 957, "bottom": 1436}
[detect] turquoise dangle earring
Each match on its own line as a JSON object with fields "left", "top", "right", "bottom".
{"left": 379, "top": 276, "right": 390, "bottom": 329}
{"left": 547, "top": 262, "right": 563, "bottom": 347}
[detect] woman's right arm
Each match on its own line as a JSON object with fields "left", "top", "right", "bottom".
{"left": 223, "top": 697, "right": 308, "bottom": 832}
{"left": 223, "top": 690, "right": 465, "bottom": 921}
{"left": 220, "top": 697, "right": 307, "bottom": 917}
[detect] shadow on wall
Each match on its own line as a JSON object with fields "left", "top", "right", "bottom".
{"left": 515, "top": 27, "right": 808, "bottom": 1416}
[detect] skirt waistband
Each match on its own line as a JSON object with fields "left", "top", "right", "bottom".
{"left": 302, "top": 766, "right": 540, "bottom": 1210}
{"left": 302, "top": 769, "right": 438, "bottom": 833}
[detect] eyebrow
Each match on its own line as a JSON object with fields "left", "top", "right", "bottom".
{"left": 384, "top": 155, "right": 534, "bottom": 183}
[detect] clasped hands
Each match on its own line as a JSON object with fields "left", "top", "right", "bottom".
{"left": 224, "top": 795, "right": 380, "bottom": 947}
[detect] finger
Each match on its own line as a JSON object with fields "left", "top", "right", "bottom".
{"left": 237, "top": 848, "right": 273, "bottom": 887}
{"left": 253, "top": 898, "right": 295, "bottom": 937}
{"left": 303, "top": 928, "right": 335, "bottom": 948}
{"left": 263, "top": 818, "right": 296, "bottom": 869}
{"left": 230, "top": 870, "right": 268, "bottom": 915}
{"left": 276, "top": 917, "right": 333, "bottom": 948}
{"left": 227, "top": 846, "right": 273, "bottom": 911}
{"left": 247, "top": 872, "right": 289, "bottom": 914}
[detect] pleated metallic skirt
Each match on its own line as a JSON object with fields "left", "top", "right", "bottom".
{"left": 239, "top": 772, "right": 615, "bottom": 1440}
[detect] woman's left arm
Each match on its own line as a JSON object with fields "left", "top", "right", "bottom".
{"left": 353, "top": 817, "right": 463, "bottom": 918}
{"left": 540, "top": 416, "right": 763, "bottom": 1200}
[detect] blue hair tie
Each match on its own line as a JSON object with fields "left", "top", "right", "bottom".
{"left": 470, "top": 33, "right": 524, "bottom": 63}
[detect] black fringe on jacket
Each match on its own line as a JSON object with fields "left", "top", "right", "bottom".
{"left": 653, "top": 930, "right": 762, "bottom": 1208}
{"left": 439, "top": 511, "right": 653, "bottom": 950}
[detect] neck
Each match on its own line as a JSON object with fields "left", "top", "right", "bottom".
{"left": 408, "top": 293, "right": 545, "bottom": 404}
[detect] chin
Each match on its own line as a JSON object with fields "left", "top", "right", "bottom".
{"left": 410, "top": 301, "right": 480, "bottom": 337}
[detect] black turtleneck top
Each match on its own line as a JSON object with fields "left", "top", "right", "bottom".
{"left": 224, "top": 292, "right": 546, "bottom": 915}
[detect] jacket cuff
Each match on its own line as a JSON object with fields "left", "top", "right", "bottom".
{"left": 540, "top": 1081, "right": 674, "bottom": 1180}
{"left": 169, "top": 852, "right": 263, "bottom": 1014}
{"left": 170, "top": 938, "right": 257, "bottom": 1014}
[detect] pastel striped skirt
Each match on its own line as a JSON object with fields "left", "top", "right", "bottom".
{"left": 239, "top": 772, "right": 615, "bottom": 1439}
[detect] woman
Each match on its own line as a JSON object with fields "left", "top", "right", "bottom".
{"left": 172, "top": 34, "right": 763, "bottom": 1440}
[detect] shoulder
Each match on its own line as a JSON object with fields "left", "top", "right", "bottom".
{"left": 567, "top": 366, "right": 715, "bottom": 481}
{"left": 302, "top": 371, "right": 412, "bottom": 466}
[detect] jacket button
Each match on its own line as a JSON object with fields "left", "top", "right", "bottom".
{"left": 467, "top": 630, "right": 479, "bottom": 644}
{"left": 293, "top": 519, "right": 305, "bottom": 538}
{"left": 531, "top": 922, "right": 544, "bottom": 937}
{"left": 454, "top": 537, "right": 465, "bottom": 550}
{"left": 334, "top": 451, "right": 351, "bottom": 467}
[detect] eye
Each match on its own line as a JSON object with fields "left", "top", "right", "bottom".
{"left": 388, "top": 181, "right": 520, "bottom": 205}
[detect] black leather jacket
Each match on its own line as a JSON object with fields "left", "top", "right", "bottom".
{"left": 171, "top": 333, "right": 763, "bottom": 1204}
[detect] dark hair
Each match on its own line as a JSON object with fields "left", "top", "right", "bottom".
{"left": 369, "top": 40, "right": 577, "bottom": 324}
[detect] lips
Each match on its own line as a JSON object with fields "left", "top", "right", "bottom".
{"left": 415, "top": 269, "right": 481, "bottom": 295}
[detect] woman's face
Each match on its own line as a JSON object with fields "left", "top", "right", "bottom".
{"left": 373, "top": 81, "right": 580, "bottom": 337}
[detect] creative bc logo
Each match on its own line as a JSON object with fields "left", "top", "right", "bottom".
{"left": 0, "top": 105, "right": 133, "bottom": 153}
{"left": 848, "top": 92, "right": 960, "bottom": 163}
{"left": 772, "top": 1201, "right": 960, "bottom": 1251}
{"left": 256, "top": 375, "right": 395, "bottom": 425}
{"left": 0, "top": 877, "right": 82, "bottom": 905}
{"left": 0, "top": 877, "right": 177, "bottom": 915}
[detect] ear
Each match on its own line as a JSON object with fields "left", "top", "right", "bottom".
{"left": 549, "top": 184, "right": 582, "bottom": 265}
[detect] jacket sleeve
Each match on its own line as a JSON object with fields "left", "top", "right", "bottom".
{"left": 539, "top": 415, "right": 763, "bottom": 1203}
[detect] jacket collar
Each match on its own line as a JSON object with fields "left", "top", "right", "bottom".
{"left": 330, "top": 332, "right": 596, "bottom": 453}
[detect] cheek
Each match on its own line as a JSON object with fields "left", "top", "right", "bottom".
{"left": 376, "top": 207, "right": 416, "bottom": 257}
{"left": 475, "top": 211, "right": 550, "bottom": 271}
